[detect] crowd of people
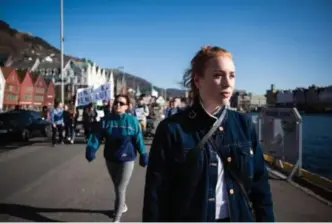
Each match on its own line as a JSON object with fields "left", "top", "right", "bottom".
{"left": 40, "top": 94, "right": 184, "bottom": 147}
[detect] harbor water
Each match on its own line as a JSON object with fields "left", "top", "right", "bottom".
{"left": 251, "top": 113, "right": 332, "bottom": 180}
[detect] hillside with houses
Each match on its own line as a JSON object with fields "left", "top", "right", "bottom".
{"left": 0, "top": 20, "right": 185, "bottom": 103}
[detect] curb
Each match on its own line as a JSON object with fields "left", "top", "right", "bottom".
{"left": 264, "top": 154, "right": 332, "bottom": 202}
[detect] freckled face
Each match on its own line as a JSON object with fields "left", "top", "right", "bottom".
{"left": 195, "top": 56, "right": 236, "bottom": 105}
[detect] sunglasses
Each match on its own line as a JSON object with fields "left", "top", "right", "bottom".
{"left": 114, "top": 101, "right": 127, "bottom": 106}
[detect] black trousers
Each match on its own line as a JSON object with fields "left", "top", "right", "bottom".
{"left": 84, "top": 124, "right": 92, "bottom": 140}
{"left": 52, "top": 124, "right": 64, "bottom": 144}
{"left": 64, "top": 122, "right": 75, "bottom": 138}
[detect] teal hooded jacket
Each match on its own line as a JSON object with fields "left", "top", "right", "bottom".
{"left": 86, "top": 113, "right": 148, "bottom": 164}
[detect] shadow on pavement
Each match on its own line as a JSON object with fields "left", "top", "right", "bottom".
{"left": 0, "top": 203, "right": 114, "bottom": 222}
{"left": 0, "top": 141, "right": 34, "bottom": 152}
{"left": 0, "top": 138, "right": 47, "bottom": 153}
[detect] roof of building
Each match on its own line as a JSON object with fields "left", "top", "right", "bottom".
{"left": 0, "top": 66, "right": 15, "bottom": 79}
{"left": 30, "top": 72, "right": 42, "bottom": 84}
{"left": 15, "top": 69, "right": 29, "bottom": 83}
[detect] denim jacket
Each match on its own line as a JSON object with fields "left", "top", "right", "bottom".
{"left": 50, "top": 108, "right": 64, "bottom": 125}
{"left": 86, "top": 113, "right": 147, "bottom": 163}
{"left": 143, "top": 101, "right": 274, "bottom": 222}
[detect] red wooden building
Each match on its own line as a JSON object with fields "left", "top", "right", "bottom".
{"left": 32, "top": 74, "right": 47, "bottom": 109}
{"left": 17, "top": 70, "right": 34, "bottom": 109}
{"left": 1, "top": 67, "right": 21, "bottom": 110}
{"left": 44, "top": 79, "right": 55, "bottom": 107}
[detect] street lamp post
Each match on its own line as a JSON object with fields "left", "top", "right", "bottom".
{"left": 60, "top": 0, "right": 64, "bottom": 104}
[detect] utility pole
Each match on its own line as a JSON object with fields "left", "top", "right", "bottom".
{"left": 60, "top": 0, "right": 64, "bottom": 104}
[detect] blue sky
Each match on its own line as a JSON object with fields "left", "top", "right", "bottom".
{"left": 2, "top": 0, "right": 332, "bottom": 94}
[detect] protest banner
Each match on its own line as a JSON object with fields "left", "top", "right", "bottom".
{"left": 75, "top": 83, "right": 112, "bottom": 107}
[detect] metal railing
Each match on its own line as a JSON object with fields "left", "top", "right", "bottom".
{"left": 252, "top": 107, "right": 303, "bottom": 181}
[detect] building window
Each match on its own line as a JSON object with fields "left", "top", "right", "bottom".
{"left": 26, "top": 87, "right": 33, "bottom": 92}
{"left": 35, "top": 87, "right": 45, "bottom": 94}
{"left": 5, "top": 93, "right": 18, "bottom": 101}
{"left": 34, "top": 95, "right": 44, "bottom": 102}
{"left": 11, "top": 75, "right": 15, "bottom": 81}
{"left": 23, "top": 94, "right": 33, "bottom": 101}
{"left": 7, "top": 85, "right": 12, "bottom": 91}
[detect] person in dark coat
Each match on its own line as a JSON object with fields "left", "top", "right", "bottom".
{"left": 143, "top": 45, "right": 274, "bottom": 222}
{"left": 41, "top": 106, "right": 50, "bottom": 120}
{"left": 63, "top": 105, "right": 71, "bottom": 140}
{"left": 103, "top": 100, "right": 111, "bottom": 117}
{"left": 83, "top": 103, "right": 97, "bottom": 141}
{"left": 63, "top": 104, "right": 76, "bottom": 144}
{"left": 166, "top": 100, "right": 181, "bottom": 117}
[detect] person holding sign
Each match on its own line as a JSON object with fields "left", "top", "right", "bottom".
{"left": 135, "top": 98, "right": 149, "bottom": 134}
{"left": 143, "top": 46, "right": 274, "bottom": 222}
{"left": 85, "top": 94, "right": 148, "bottom": 222}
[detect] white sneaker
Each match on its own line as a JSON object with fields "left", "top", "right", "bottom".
{"left": 113, "top": 204, "right": 127, "bottom": 222}
{"left": 122, "top": 204, "right": 128, "bottom": 213}
{"left": 113, "top": 215, "right": 122, "bottom": 222}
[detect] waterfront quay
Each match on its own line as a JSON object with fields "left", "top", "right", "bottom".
{"left": 251, "top": 113, "right": 332, "bottom": 179}
{"left": 0, "top": 139, "right": 332, "bottom": 222}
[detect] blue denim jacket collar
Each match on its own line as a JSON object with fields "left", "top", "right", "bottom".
{"left": 190, "top": 97, "right": 226, "bottom": 127}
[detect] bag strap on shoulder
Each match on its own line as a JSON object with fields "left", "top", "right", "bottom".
{"left": 195, "top": 107, "right": 227, "bottom": 149}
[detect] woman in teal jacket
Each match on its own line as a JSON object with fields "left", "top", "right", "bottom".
{"left": 86, "top": 94, "right": 148, "bottom": 222}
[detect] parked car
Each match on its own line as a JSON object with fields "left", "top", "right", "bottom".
{"left": 0, "top": 110, "right": 53, "bottom": 141}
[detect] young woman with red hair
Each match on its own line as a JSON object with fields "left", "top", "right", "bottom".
{"left": 143, "top": 46, "right": 274, "bottom": 222}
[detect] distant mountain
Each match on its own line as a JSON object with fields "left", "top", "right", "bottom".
{"left": 0, "top": 20, "right": 80, "bottom": 67}
{"left": 0, "top": 20, "right": 186, "bottom": 98}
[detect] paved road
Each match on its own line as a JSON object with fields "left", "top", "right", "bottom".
{"left": 0, "top": 139, "right": 331, "bottom": 222}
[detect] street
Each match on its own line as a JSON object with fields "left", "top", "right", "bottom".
{"left": 0, "top": 139, "right": 331, "bottom": 222}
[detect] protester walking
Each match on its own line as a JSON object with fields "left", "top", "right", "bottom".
{"left": 86, "top": 94, "right": 148, "bottom": 222}
{"left": 165, "top": 100, "right": 178, "bottom": 117}
{"left": 41, "top": 105, "right": 50, "bottom": 120}
{"left": 135, "top": 98, "right": 149, "bottom": 134}
{"left": 83, "top": 103, "right": 97, "bottom": 141}
{"left": 63, "top": 104, "right": 76, "bottom": 144}
{"left": 103, "top": 100, "right": 111, "bottom": 117}
{"left": 143, "top": 45, "right": 274, "bottom": 222}
{"left": 50, "top": 102, "right": 64, "bottom": 146}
